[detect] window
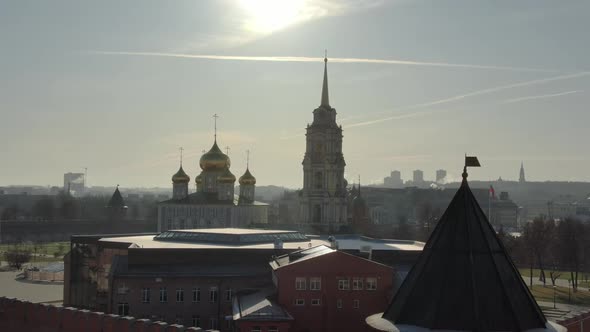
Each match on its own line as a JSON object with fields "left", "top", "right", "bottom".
{"left": 251, "top": 327, "right": 262, "bottom": 332}
{"left": 175, "top": 316, "right": 183, "bottom": 325}
{"left": 366, "top": 278, "right": 377, "bottom": 290}
{"left": 225, "top": 288, "right": 232, "bottom": 302}
{"left": 352, "top": 278, "right": 363, "bottom": 290}
{"left": 192, "top": 315, "right": 200, "bottom": 327}
{"left": 311, "top": 299, "right": 321, "bottom": 306}
{"left": 353, "top": 299, "right": 360, "bottom": 309}
{"left": 295, "top": 299, "right": 305, "bottom": 306}
{"left": 176, "top": 288, "right": 184, "bottom": 302}
{"left": 117, "top": 303, "right": 129, "bottom": 316}
{"left": 336, "top": 299, "right": 342, "bottom": 309}
{"left": 310, "top": 277, "right": 321, "bottom": 290}
{"left": 209, "top": 287, "right": 218, "bottom": 302}
{"left": 268, "top": 327, "right": 279, "bottom": 332}
{"left": 141, "top": 288, "right": 150, "bottom": 303}
{"left": 159, "top": 287, "right": 167, "bottom": 303}
{"left": 338, "top": 279, "right": 350, "bottom": 290}
{"left": 117, "top": 284, "right": 129, "bottom": 294}
{"left": 295, "top": 277, "right": 306, "bottom": 290}
{"left": 210, "top": 317, "right": 218, "bottom": 330}
{"left": 192, "top": 287, "right": 201, "bottom": 302}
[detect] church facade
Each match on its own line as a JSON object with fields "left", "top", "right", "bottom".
{"left": 157, "top": 138, "right": 268, "bottom": 232}
{"left": 299, "top": 56, "right": 348, "bottom": 232}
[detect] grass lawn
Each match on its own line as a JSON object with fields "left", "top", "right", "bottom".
{"left": 0, "top": 241, "right": 69, "bottom": 262}
{"left": 528, "top": 284, "right": 590, "bottom": 306}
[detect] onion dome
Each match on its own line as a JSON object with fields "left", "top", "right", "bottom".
{"left": 239, "top": 168, "right": 256, "bottom": 186}
{"left": 195, "top": 172, "right": 203, "bottom": 185}
{"left": 218, "top": 167, "right": 236, "bottom": 183}
{"left": 171, "top": 166, "right": 190, "bottom": 183}
{"left": 199, "top": 141, "right": 231, "bottom": 171}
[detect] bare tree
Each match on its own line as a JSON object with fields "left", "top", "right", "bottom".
{"left": 4, "top": 246, "right": 32, "bottom": 270}
{"left": 523, "top": 218, "right": 553, "bottom": 286}
{"left": 556, "top": 218, "right": 584, "bottom": 292}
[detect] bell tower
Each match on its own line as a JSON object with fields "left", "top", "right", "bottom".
{"left": 299, "top": 53, "right": 347, "bottom": 232}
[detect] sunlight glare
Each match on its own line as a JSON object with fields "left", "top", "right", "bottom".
{"left": 239, "top": 0, "right": 308, "bottom": 33}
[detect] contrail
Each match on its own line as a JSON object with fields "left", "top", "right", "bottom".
{"left": 501, "top": 90, "right": 580, "bottom": 104}
{"left": 88, "top": 51, "right": 559, "bottom": 73}
{"left": 343, "top": 71, "right": 590, "bottom": 129}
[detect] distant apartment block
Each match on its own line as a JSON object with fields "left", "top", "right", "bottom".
{"left": 383, "top": 171, "right": 403, "bottom": 188}
{"left": 436, "top": 169, "right": 447, "bottom": 183}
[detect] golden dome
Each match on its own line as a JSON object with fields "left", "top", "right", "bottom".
{"left": 239, "top": 168, "right": 256, "bottom": 185}
{"left": 172, "top": 166, "right": 190, "bottom": 183}
{"left": 199, "top": 141, "right": 231, "bottom": 171}
{"left": 195, "top": 173, "right": 203, "bottom": 184}
{"left": 218, "top": 167, "right": 236, "bottom": 183}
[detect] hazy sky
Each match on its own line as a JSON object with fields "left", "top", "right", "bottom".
{"left": 2, "top": 0, "right": 590, "bottom": 188}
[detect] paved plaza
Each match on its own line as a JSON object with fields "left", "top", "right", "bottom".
{"left": 0, "top": 270, "right": 63, "bottom": 304}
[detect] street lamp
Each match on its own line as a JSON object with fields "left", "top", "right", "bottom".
{"left": 553, "top": 285, "right": 557, "bottom": 309}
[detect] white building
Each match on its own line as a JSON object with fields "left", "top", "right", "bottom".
{"left": 157, "top": 138, "right": 268, "bottom": 231}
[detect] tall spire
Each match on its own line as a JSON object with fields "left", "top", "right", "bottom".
{"left": 358, "top": 175, "right": 361, "bottom": 197}
{"left": 519, "top": 161, "right": 526, "bottom": 183}
{"left": 321, "top": 50, "right": 330, "bottom": 107}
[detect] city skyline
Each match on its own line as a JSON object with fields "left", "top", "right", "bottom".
{"left": 2, "top": 0, "right": 590, "bottom": 188}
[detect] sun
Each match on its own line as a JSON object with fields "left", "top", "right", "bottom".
{"left": 239, "top": 0, "right": 307, "bottom": 33}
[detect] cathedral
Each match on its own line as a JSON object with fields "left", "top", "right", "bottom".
{"left": 157, "top": 133, "right": 268, "bottom": 231}
{"left": 299, "top": 55, "right": 349, "bottom": 232}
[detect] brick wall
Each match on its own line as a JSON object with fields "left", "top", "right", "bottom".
{"left": 0, "top": 297, "right": 217, "bottom": 332}
{"left": 559, "top": 312, "right": 590, "bottom": 332}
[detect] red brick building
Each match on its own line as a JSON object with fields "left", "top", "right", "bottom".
{"left": 65, "top": 229, "right": 421, "bottom": 331}
{"left": 270, "top": 245, "right": 394, "bottom": 332}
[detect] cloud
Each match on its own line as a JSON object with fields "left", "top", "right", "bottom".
{"left": 88, "top": 51, "right": 558, "bottom": 73}
{"left": 500, "top": 90, "right": 580, "bottom": 104}
{"left": 343, "top": 71, "right": 590, "bottom": 129}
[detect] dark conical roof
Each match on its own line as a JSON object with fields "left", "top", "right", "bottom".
{"left": 380, "top": 177, "right": 547, "bottom": 331}
{"left": 107, "top": 186, "right": 126, "bottom": 208}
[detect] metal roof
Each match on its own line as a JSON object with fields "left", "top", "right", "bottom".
{"left": 269, "top": 245, "right": 335, "bottom": 270}
{"left": 380, "top": 177, "right": 548, "bottom": 331}
{"left": 153, "top": 228, "right": 308, "bottom": 245}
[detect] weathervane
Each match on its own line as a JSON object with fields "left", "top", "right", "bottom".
{"left": 463, "top": 154, "right": 481, "bottom": 180}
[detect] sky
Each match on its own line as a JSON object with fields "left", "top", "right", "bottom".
{"left": 1, "top": 0, "right": 590, "bottom": 189}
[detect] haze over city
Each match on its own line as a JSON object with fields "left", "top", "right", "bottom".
{"left": 2, "top": 0, "right": 590, "bottom": 188}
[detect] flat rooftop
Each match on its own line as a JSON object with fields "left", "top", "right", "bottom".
{"left": 169, "top": 228, "right": 298, "bottom": 235}
{"left": 97, "top": 228, "right": 425, "bottom": 252}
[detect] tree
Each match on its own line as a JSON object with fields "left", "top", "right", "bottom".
{"left": 522, "top": 218, "right": 554, "bottom": 286}
{"left": 1, "top": 204, "right": 21, "bottom": 220}
{"left": 32, "top": 198, "right": 55, "bottom": 221}
{"left": 555, "top": 218, "right": 585, "bottom": 292}
{"left": 4, "top": 247, "right": 32, "bottom": 270}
